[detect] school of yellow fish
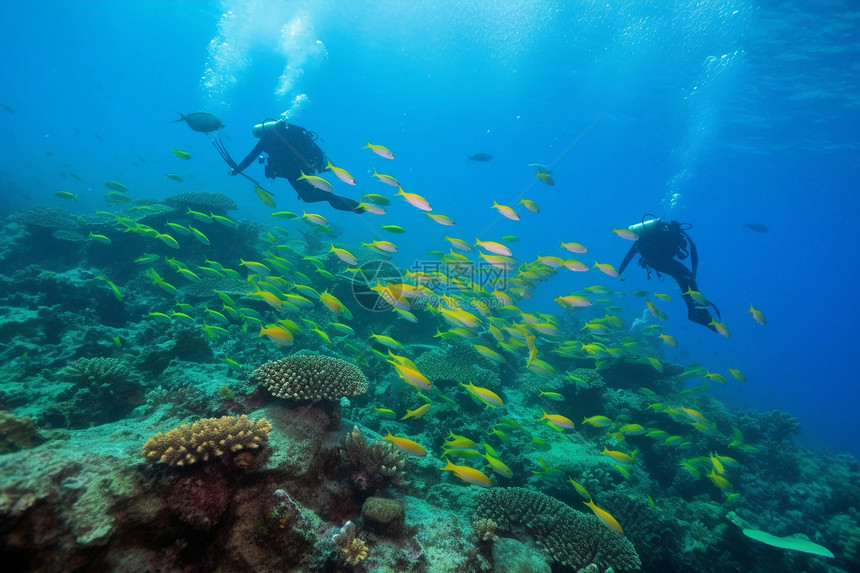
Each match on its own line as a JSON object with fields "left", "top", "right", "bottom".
{"left": 73, "top": 141, "right": 769, "bottom": 536}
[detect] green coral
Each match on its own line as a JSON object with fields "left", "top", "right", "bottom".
{"left": 415, "top": 344, "right": 500, "bottom": 388}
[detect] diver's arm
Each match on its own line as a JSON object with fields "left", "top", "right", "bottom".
{"left": 231, "top": 139, "right": 266, "bottom": 173}
{"left": 617, "top": 243, "right": 640, "bottom": 275}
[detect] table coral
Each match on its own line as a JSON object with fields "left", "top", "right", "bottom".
{"left": 252, "top": 354, "right": 368, "bottom": 401}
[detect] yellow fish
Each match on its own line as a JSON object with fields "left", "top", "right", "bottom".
{"left": 401, "top": 403, "right": 431, "bottom": 420}
{"left": 297, "top": 171, "right": 334, "bottom": 192}
{"left": 709, "top": 319, "right": 731, "bottom": 338}
{"left": 330, "top": 244, "right": 358, "bottom": 265}
{"left": 538, "top": 410, "right": 574, "bottom": 430}
{"left": 325, "top": 159, "right": 356, "bottom": 185}
{"left": 729, "top": 368, "right": 746, "bottom": 382}
{"left": 748, "top": 304, "right": 767, "bottom": 326}
{"left": 519, "top": 198, "right": 540, "bottom": 213}
{"left": 396, "top": 187, "right": 432, "bottom": 211}
{"left": 601, "top": 447, "right": 633, "bottom": 464}
{"left": 426, "top": 213, "right": 456, "bottom": 226}
{"left": 612, "top": 227, "right": 639, "bottom": 241}
{"left": 55, "top": 191, "right": 78, "bottom": 199}
{"left": 254, "top": 186, "right": 276, "bottom": 208}
{"left": 89, "top": 232, "right": 111, "bottom": 244}
{"left": 584, "top": 498, "right": 624, "bottom": 534}
{"left": 258, "top": 324, "right": 293, "bottom": 346}
{"left": 659, "top": 333, "right": 678, "bottom": 347}
{"left": 364, "top": 142, "right": 395, "bottom": 159}
{"left": 171, "top": 149, "right": 191, "bottom": 160}
{"left": 593, "top": 261, "right": 619, "bottom": 277}
{"left": 491, "top": 200, "right": 519, "bottom": 221}
{"left": 382, "top": 431, "right": 426, "bottom": 456}
{"left": 560, "top": 241, "right": 587, "bottom": 253}
{"left": 460, "top": 381, "right": 504, "bottom": 408}
{"left": 439, "top": 458, "right": 492, "bottom": 487}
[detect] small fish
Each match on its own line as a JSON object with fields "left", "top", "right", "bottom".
{"left": 538, "top": 410, "right": 574, "bottom": 430}
{"left": 561, "top": 241, "right": 587, "bottom": 253}
{"left": 612, "top": 227, "right": 639, "bottom": 241}
{"left": 371, "top": 168, "right": 400, "bottom": 187}
{"left": 567, "top": 477, "right": 591, "bottom": 500}
{"left": 427, "top": 213, "right": 456, "bottom": 226}
{"left": 709, "top": 319, "right": 731, "bottom": 338}
{"left": 297, "top": 171, "right": 334, "bottom": 192}
{"left": 381, "top": 224, "right": 405, "bottom": 234}
{"left": 491, "top": 200, "right": 519, "bottom": 221}
{"left": 188, "top": 226, "right": 210, "bottom": 246}
{"left": 728, "top": 368, "right": 746, "bottom": 382}
{"left": 325, "top": 160, "right": 356, "bottom": 185}
{"left": 364, "top": 142, "right": 395, "bottom": 159}
{"left": 401, "top": 403, "right": 431, "bottom": 420}
{"left": 460, "top": 381, "right": 504, "bottom": 408}
{"left": 584, "top": 498, "right": 624, "bottom": 534}
{"left": 466, "top": 153, "right": 493, "bottom": 162}
{"left": 742, "top": 222, "right": 769, "bottom": 233}
{"left": 537, "top": 389, "right": 565, "bottom": 401}
{"left": 554, "top": 295, "right": 591, "bottom": 309}
{"left": 373, "top": 406, "right": 397, "bottom": 419}
{"left": 96, "top": 275, "right": 123, "bottom": 301}
{"left": 382, "top": 431, "right": 427, "bottom": 456}
{"left": 445, "top": 235, "right": 472, "bottom": 251}
{"left": 134, "top": 253, "right": 160, "bottom": 264}
{"left": 89, "top": 232, "right": 111, "bottom": 244}
{"left": 104, "top": 180, "right": 129, "bottom": 193}
{"left": 209, "top": 213, "right": 236, "bottom": 227}
{"left": 396, "top": 188, "right": 432, "bottom": 211}
{"left": 601, "top": 447, "right": 633, "bottom": 464}
{"left": 748, "top": 304, "right": 767, "bottom": 326}
{"left": 271, "top": 210, "right": 299, "bottom": 219}
{"left": 519, "top": 199, "right": 540, "bottom": 213}
{"left": 360, "top": 193, "right": 391, "bottom": 205}
{"left": 536, "top": 172, "right": 555, "bottom": 186}
{"left": 224, "top": 357, "right": 243, "bottom": 371}
{"left": 258, "top": 324, "right": 294, "bottom": 346}
{"left": 363, "top": 239, "right": 397, "bottom": 254}
{"left": 1, "top": 103, "right": 15, "bottom": 113}
{"left": 254, "top": 186, "right": 276, "bottom": 208}
{"left": 593, "top": 261, "right": 619, "bottom": 278}
{"left": 659, "top": 333, "right": 678, "bottom": 347}
{"left": 112, "top": 336, "right": 122, "bottom": 347}
{"left": 582, "top": 415, "right": 613, "bottom": 428}
{"left": 171, "top": 149, "right": 191, "bottom": 160}
{"left": 655, "top": 293, "right": 672, "bottom": 302}
{"left": 173, "top": 112, "right": 224, "bottom": 133}
{"left": 330, "top": 244, "right": 358, "bottom": 265}
{"left": 439, "top": 458, "right": 492, "bottom": 487}
{"left": 301, "top": 211, "right": 329, "bottom": 227}
{"left": 55, "top": 191, "right": 77, "bottom": 199}
{"left": 165, "top": 174, "right": 183, "bottom": 182}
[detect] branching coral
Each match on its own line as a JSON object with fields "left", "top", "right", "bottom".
{"left": 333, "top": 520, "right": 368, "bottom": 565}
{"left": 63, "top": 357, "right": 137, "bottom": 387}
{"left": 340, "top": 425, "right": 407, "bottom": 492}
{"left": 473, "top": 487, "right": 641, "bottom": 572}
{"left": 473, "top": 518, "right": 500, "bottom": 542}
{"left": 142, "top": 415, "right": 272, "bottom": 466}
{"left": 252, "top": 354, "right": 368, "bottom": 401}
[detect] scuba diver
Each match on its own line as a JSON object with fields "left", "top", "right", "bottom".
{"left": 618, "top": 216, "right": 721, "bottom": 332}
{"left": 228, "top": 119, "right": 364, "bottom": 213}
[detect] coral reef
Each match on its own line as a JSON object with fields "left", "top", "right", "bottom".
{"left": 473, "top": 487, "right": 641, "bottom": 572}
{"left": 252, "top": 354, "right": 368, "bottom": 401}
{"left": 361, "top": 496, "right": 405, "bottom": 535}
{"left": 415, "top": 344, "right": 500, "bottom": 388}
{"left": 333, "top": 520, "right": 369, "bottom": 565}
{"left": 142, "top": 414, "right": 272, "bottom": 466}
{"left": 0, "top": 411, "right": 44, "bottom": 454}
{"left": 163, "top": 191, "right": 239, "bottom": 212}
{"left": 340, "top": 425, "right": 408, "bottom": 494}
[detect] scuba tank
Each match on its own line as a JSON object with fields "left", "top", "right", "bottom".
{"left": 628, "top": 215, "right": 662, "bottom": 237}
{"left": 252, "top": 119, "right": 285, "bottom": 138}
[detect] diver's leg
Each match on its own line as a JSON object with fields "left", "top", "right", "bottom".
{"left": 648, "top": 258, "right": 716, "bottom": 330}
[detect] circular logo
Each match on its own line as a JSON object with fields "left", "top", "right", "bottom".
{"left": 351, "top": 259, "right": 403, "bottom": 312}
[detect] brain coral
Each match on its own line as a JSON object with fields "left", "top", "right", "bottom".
{"left": 252, "top": 354, "right": 368, "bottom": 401}
{"left": 142, "top": 415, "right": 272, "bottom": 466}
{"left": 474, "top": 487, "right": 641, "bottom": 572}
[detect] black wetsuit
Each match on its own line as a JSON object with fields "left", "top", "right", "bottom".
{"left": 618, "top": 220, "right": 719, "bottom": 331}
{"left": 231, "top": 121, "right": 363, "bottom": 213}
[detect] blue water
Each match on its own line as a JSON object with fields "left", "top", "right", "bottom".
{"left": 1, "top": 0, "right": 858, "bottom": 458}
